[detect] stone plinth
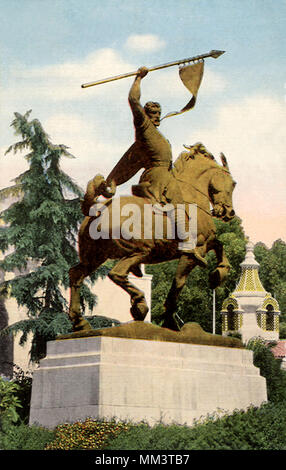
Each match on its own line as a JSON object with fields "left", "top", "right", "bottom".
{"left": 29, "top": 336, "right": 267, "bottom": 429}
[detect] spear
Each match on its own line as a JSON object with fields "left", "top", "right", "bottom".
{"left": 81, "top": 49, "right": 225, "bottom": 88}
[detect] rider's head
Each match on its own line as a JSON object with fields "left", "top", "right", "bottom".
{"left": 144, "top": 101, "right": 161, "bottom": 127}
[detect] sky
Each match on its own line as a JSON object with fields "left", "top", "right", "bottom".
{"left": 0, "top": 0, "right": 286, "bottom": 248}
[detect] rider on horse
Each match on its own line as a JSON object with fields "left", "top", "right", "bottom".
{"left": 106, "top": 66, "right": 173, "bottom": 206}
{"left": 81, "top": 66, "right": 208, "bottom": 266}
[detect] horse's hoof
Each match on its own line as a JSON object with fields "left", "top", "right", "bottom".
{"left": 161, "top": 316, "right": 180, "bottom": 331}
{"left": 73, "top": 318, "right": 92, "bottom": 332}
{"left": 130, "top": 264, "right": 143, "bottom": 278}
{"left": 130, "top": 299, "right": 149, "bottom": 321}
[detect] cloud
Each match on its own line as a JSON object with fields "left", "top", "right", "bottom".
{"left": 1, "top": 82, "right": 285, "bottom": 249}
{"left": 134, "top": 66, "right": 227, "bottom": 114}
{"left": 0, "top": 111, "right": 129, "bottom": 195}
{"left": 2, "top": 42, "right": 282, "bottom": 248}
{"left": 186, "top": 93, "right": 286, "bottom": 246}
{"left": 125, "top": 34, "right": 166, "bottom": 52}
{"left": 3, "top": 49, "right": 135, "bottom": 103}
{"left": 200, "top": 68, "right": 228, "bottom": 95}
{"left": 43, "top": 113, "right": 128, "bottom": 188}
{"left": 21, "top": 49, "right": 129, "bottom": 81}
{"left": 2, "top": 45, "right": 227, "bottom": 116}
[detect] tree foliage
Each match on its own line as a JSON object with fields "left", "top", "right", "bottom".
{"left": 254, "top": 239, "right": 286, "bottom": 325}
{"left": 146, "top": 215, "right": 286, "bottom": 336}
{"left": 246, "top": 337, "right": 286, "bottom": 403}
{"left": 0, "top": 376, "right": 22, "bottom": 428}
{"left": 0, "top": 111, "right": 108, "bottom": 361}
{"left": 146, "top": 216, "right": 247, "bottom": 332}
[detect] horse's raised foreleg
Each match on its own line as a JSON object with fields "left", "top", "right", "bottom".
{"left": 161, "top": 254, "right": 197, "bottom": 331}
{"left": 108, "top": 254, "right": 149, "bottom": 321}
{"left": 208, "top": 238, "right": 230, "bottom": 289}
{"left": 69, "top": 262, "right": 95, "bottom": 331}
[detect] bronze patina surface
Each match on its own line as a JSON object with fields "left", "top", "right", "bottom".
{"left": 70, "top": 147, "right": 236, "bottom": 332}
{"left": 57, "top": 321, "right": 243, "bottom": 349}
{"left": 68, "top": 59, "right": 236, "bottom": 334}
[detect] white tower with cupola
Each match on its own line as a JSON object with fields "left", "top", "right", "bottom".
{"left": 221, "top": 240, "right": 280, "bottom": 342}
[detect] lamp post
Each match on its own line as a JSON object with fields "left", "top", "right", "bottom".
{"left": 213, "top": 289, "right": 216, "bottom": 334}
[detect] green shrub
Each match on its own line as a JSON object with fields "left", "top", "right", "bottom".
{"left": 246, "top": 337, "right": 286, "bottom": 402}
{"left": 0, "top": 376, "right": 22, "bottom": 428}
{"left": 45, "top": 418, "right": 130, "bottom": 450}
{"left": 1, "top": 401, "right": 286, "bottom": 450}
{"left": 226, "top": 331, "right": 242, "bottom": 340}
{"left": 279, "top": 322, "right": 286, "bottom": 339}
{"left": 0, "top": 421, "right": 55, "bottom": 450}
{"left": 106, "top": 402, "right": 286, "bottom": 450}
{"left": 88, "top": 315, "right": 120, "bottom": 329}
{"left": 2, "top": 336, "right": 286, "bottom": 451}
{"left": 12, "top": 365, "right": 33, "bottom": 423}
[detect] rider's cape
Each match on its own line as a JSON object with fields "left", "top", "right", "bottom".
{"left": 106, "top": 142, "right": 145, "bottom": 186}
{"left": 107, "top": 61, "right": 204, "bottom": 185}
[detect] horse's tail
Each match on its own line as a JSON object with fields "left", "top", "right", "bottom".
{"left": 80, "top": 174, "right": 116, "bottom": 216}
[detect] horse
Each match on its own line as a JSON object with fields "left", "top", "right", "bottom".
{"left": 68, "top": 145, "right": 236, "bottom": 332}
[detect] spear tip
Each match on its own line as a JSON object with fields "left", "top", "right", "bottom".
{"left": 210, "top": 50, "right": 225, "bottom": 59}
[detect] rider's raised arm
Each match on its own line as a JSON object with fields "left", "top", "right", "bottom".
{"left": 128, "top": 67, "right": 149, "bottom": 126}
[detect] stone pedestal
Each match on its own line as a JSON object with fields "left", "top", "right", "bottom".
{"left": 29, "top": 336, "right": 267, "bottom": 429}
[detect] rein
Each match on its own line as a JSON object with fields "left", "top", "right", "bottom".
{"left": 175, "top": 176, "right": 209, "bottom": 200}
{"left": 174, "top": 165, "right": 224, "bottom": 217}
{"left": 174, "top": 176, "right": 213, "bottom": 217}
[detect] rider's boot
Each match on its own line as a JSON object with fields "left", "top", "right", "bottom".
{"left": 130, "top": 264, "right": 143, "bottom": 277}
{"left": 175, "top": 206, "right": 207, "bottom": 267}
{"left": 178, "top": 243, "right": 207, "bottom": 267}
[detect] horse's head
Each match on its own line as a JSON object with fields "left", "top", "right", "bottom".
{"left": 173, "top": 144, "right": 236, "bottom": 221}
{"left": 209, "top": 153, "right": 236, "bottom": 221}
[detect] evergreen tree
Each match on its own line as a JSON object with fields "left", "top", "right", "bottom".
{"left": 0, "top": 111, "right": 108, "bottom": 361}
{"left": 254, "top": 239, "right": 286, "bottom": 332}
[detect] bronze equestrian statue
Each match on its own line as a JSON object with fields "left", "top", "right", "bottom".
{"left": 70, "top": 65, "right": 236, "bottom": 332}
{"left": 70, "top": 148, "right": 236, "bottom": 332}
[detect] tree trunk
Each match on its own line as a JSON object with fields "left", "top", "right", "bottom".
{"left": 0, "top": 269, "right": 14, "bottom": 378}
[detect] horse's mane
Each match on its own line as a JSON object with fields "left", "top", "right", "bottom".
{"left": 173, "top": 148, "right": 224, "bottom": 179}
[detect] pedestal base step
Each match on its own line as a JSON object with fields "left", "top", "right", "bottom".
{"left": 29, "top": 336, "right": 267, "bottom": 428}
